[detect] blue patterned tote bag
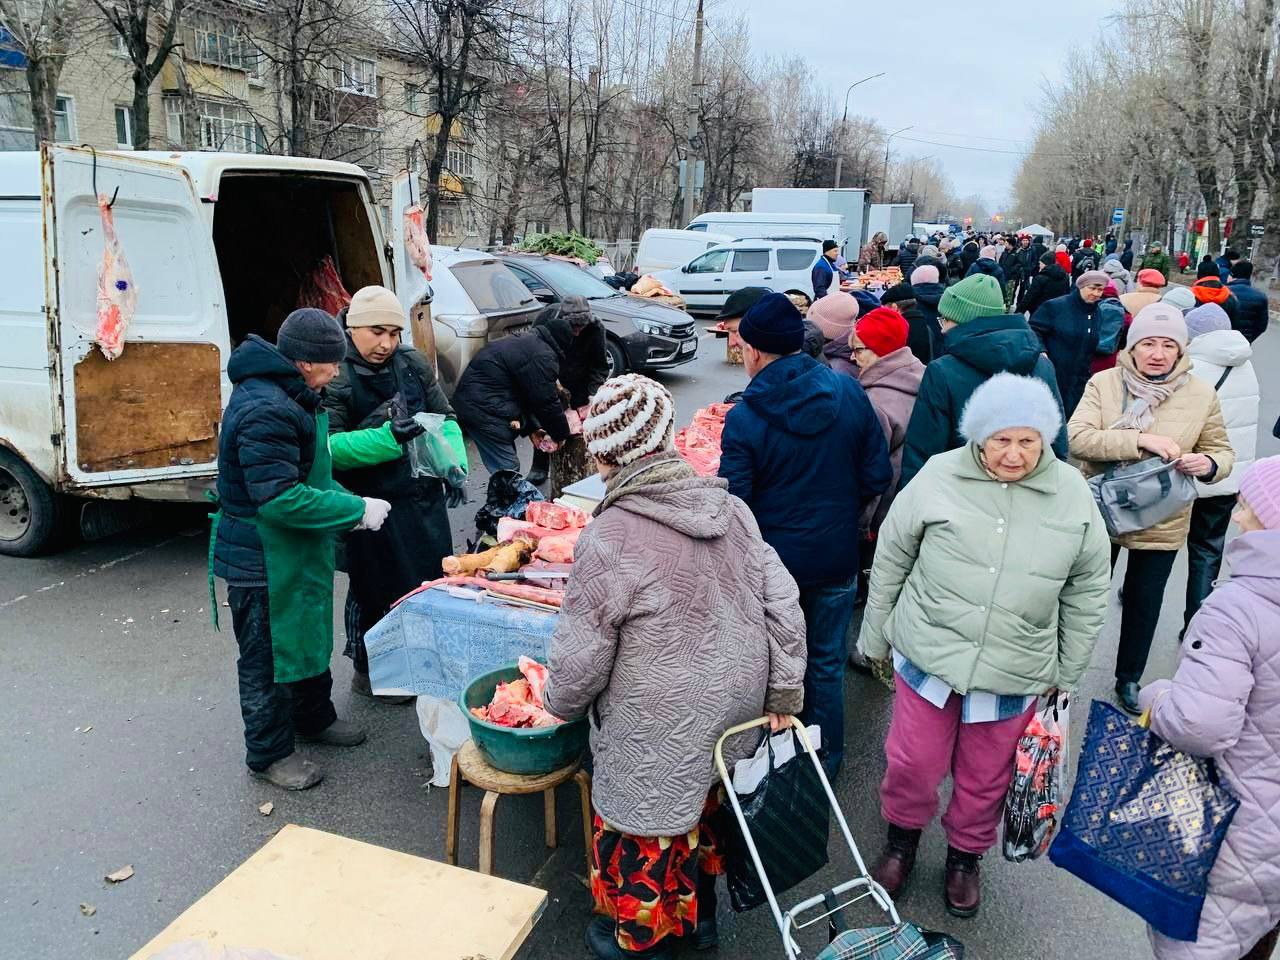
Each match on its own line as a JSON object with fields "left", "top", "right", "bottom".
{"left": 1049, "top": 700, "right": 1240, "bottom": 941}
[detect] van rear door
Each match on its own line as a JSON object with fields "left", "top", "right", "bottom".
{"left": 43, "top": 145, "right": 228, "bottom": 487}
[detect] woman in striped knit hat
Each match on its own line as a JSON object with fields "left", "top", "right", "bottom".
{"left": 543, "top": 374, "right": 807, "bottom": 960}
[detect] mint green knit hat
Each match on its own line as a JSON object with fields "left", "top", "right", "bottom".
{"left": 938, "top": 274, "right": 1006, "bottom": 325}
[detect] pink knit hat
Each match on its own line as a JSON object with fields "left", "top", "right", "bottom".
{"left": 910, "top": 264, "right": 940, "bottom": 285}
{"left": 806, "top": 291, "right": 860, "bottom": 341}
{"left": 1240, "top": 456, "right": 1280, "bottom": 530}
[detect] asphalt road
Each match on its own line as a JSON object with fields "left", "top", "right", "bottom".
{"left": 3, "top": 320, "right": 1277, "bottom": 960}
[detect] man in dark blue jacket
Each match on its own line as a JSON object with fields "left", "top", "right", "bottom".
{"left": 1215, "top": 247, "right": 1240, "bottom": 283}
{"left": 811, "top": 240, "right": 840, "bottom": 299}
{"left": 1029, "top": 269, "right": 1106, "bottom": 416}
{"left": 1228, "top": 259, "right": 1271, "bottom": 342}
{"left": 719, "top": 294, "right": 891, "bottom": 777}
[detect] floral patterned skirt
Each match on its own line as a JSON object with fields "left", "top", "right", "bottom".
{"left": 590, "top": 789, "right": 726, "bottom": 952}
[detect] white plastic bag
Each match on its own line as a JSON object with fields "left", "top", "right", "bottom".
{"left": 415, "top": 694, "right": 472, "bottom": 787}
{"left": 731, "top": 724, "right": 822, "bottom": 795}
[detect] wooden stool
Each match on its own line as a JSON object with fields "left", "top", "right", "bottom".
{"left": 446, "top": 739, "right": 593, "bottom": 878}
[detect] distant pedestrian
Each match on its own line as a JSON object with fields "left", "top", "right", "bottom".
{"left": 1089, "top": 281, "right": 1130, "bottom": 375}
{"left": 1139, "top": 241, "right": 1171, "bottom": 280}
{"left": 895, "top": 236, "right": 921, "bottom": 277}
{"left": 1191, "top": 274, "right": 1241, "bottom": 328}
{"left": 719, "top": 293, "right": 891, "bottom": 778}
{"left": 1119, "top": 238, "right": 1135, "bottom": 271}
{"left": 861, "top": 373, "right": 1109, "bottom": 919}
{"left": 1017, "top": 251, "right": 1070, "bottom": 315}
{"left": 909, "top": 264, "right": 947, "bottom": 358}
{"left": 1178, "top": 250, "right": 1192, "bottom": 273}
{"left": 1070, "top": 238, "right": 1101, "bottom": 279}
{"left": 1102, "top": 256, "right": 1133, "bottom": 294}
{"left": 812, "top": 240, "right": 840, "bottom": 299}
{"left": 1138, "top": 455, "right": 1280, "bottom": 960}
{"left": 1054, "top": 243, "right": 1072, "bottom": 274}
{"left": 964, "top": 245, "right": 1007, "bottom": 293}
{"left": 1215, "top": 246, "right": 1240, "bottom": 283}
{"left": 1162, "top": 285, "right": 1198, "bottom": 315}
{"left": 859, "top": 231, "right": 889, "bottom": 272}
{"left": 1068, "top": 303, "right": 1234, "bottom": 716}
{"left": 1227, "top": 260, "right": 1271, "bottom": 342}
{"left": 1029, "top": 269, "right": 1107, "bottom": 416}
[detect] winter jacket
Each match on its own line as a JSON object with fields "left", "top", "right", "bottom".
{"left": 1030, "top": 290, "right": 1101, "bottom": 416}
{"left": 859, "top": 444, "right": 1111, "bottom": 695}
{"left": 1055, "top": 250, "right": 1073, "bottom": 274}
{"left": 719, "top": 353, "right": 892, "bottom": 588}
{"left": 1188, "top": 330, "right": 1259, "bottom": 498}
{"left": 964, "top": 257, "right": 1007, "bottom": 293}
{"left": 1226, "top": 278, "right": 1270, "bottom": 342}
{"left": 899, "top": 314, "right": 1068, "bottom": 489}
{"left": 895, "top": 244, "right": 919, "bottom": 278}
{"left": 1028, "top": 241, "right": 1049, "bottom": 273}
{"left": 803, "top": 320, "right": 829, "bottom": 365}
{"left": 1215, "top": 254, "right": 1232, "bottom": 283}
{"left": 858, "top": 239, "right": 887, "bottom": 271}
{"left": 1070, "top": 246, "right": 1102, "bottom": 279}
{"left": 856, "top": 347, "right": 925, "bottom": 533}
{"left": 912, "top": 280, "right": 945, "bottom": 348}
{"left": 1139, "top": 250, "right": 1171, "bottom": 280}
{"left": 1139, "top": 530, "right": 1280, "bottom": 960}
{"left": 812, "top": 255, "right": 836, "bottom": 299}
{"left": 1102, "top": 259, "right": 1133, "bottom": 294}
{"left": 543, "top": 454, "right": 807, "bottom": 836}
{"left": 1118, "top": 288, "right": 1162, "bottom": 316}
{"left": 213, "top": 336, "right": 363, "bottom": 584}
{"left": 451, "top": 321, "right": 573, "bottom": 444}
{"left": 999, "top": 247, "right": 1024, "bottom": 289}
{"left": 535, "top": 305, "right": 609, "bottom": 408}
{"left": 1192, "top": 278, "right": 1240, "bottom": 327}
{"left": 1119, "top": 241, "right": 1135, "bottom": 271}
{"left": 903, "top": 303, "right": 938, "bottom": 366}
{"left": 1018, "top": 263, "right": 1070, "bottom": 315}
{"left": 824, "top": 334, "right": 857, "bottom": 379}
{"left": 960, "top": 241, "right": 980, "bottom": 271}
{"left": 946, "top": 251, "right": 966, "bottom": 284}
{"left": 1067, "top": 352, "right": 1234, "bottom": 550}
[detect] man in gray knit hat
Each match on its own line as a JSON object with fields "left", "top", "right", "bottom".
{"left": 212, "top": 308, "right": 399, "bottom": 790}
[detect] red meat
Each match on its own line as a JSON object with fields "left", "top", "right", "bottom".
{"left": 526, "top": 501, "right": 590, "bottom": 530}
{"left": 674, "top": 402, "right": 734, "bottom": 477}
{"left": 518, "top": 656, "right": 548, "bottom": 707}
{"left": 472, "top": 662, "right": 562, "bottom": 728}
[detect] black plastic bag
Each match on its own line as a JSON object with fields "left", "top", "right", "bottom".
{"left": 473, "top": 469, "right": 545, "bottom": 537}
{"left": 718, "top": 730, "right": 831, "bottom": 912}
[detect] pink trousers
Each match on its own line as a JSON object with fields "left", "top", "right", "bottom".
{"left": 880, "top": 675, "right": 1034, "bottom": 854}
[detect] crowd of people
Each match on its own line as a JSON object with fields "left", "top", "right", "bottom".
{"left": 207, "top": 219, "right": 1277, "bottom": 960}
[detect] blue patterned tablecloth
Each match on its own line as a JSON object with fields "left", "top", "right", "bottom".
{"left": 364, "top": 587, "right": 559, "bottom": 702}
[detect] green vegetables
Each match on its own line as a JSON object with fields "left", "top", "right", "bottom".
{"left": 518, "top": 231, "right": 603, "bottom": 262}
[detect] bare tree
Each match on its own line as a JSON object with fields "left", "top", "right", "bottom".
{"left": 92, "top": 0, "right": 184, "bottom": 148}
{"left": 0, "top": 0, "right": 86, "bottom": 142}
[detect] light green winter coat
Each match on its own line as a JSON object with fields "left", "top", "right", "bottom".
{"left": 858, "top": 444, "right": 1111, "bottom": 695}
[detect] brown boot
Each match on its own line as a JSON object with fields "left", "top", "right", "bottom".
{"left": 943, "top": 846, "right": 981, "bottom": 918}
{"left": 871, "top": 824, "right": 921, "bottom": 899}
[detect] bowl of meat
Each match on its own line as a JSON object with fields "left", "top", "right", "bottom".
{"left": 461, "top": 656, "right": 588, "bottom": 775}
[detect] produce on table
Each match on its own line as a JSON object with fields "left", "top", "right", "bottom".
{"left": 518, "top": 231, "right": 603, "bottom": 263}
{"left": 441, "top": 538, "right": 534, "bottom": 576}
{"left": 526, "top": 501, "right": 590, "bottom": 531}
{"left": 674, "top": 402, "right": 734, "bottom": 477}
{"left": 471, "top": 656, "right": 563, "bottom": 728}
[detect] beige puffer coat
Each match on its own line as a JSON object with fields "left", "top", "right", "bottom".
{"left": 1067, "top": 351, "right": 1234, "bottom": 551}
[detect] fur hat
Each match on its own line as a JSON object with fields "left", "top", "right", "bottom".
{"left": 346, "top": 286, "right": 406, "bottom": 330}
{"left": 959, "top": 372, "right": 1063, "bottom": 450}
{"left": 807, "top": 291, "right": 860, "bottom": 341}
{"left": 559, "top": 295, "right": 593, "bottom": 329}
{"left": 1128, "top": 302, "right": 1189, "bottom": 352}
{"left": 583, "top": 374, "right": 676, "bottom": 468}
{"left": 276, "top": 308, "right": 347, "bottom": 363}
{"left": 1161, "top": 286, "right": 1197, "bottom": 313}
{"left": 1240, "top": 455, "right": 1280, "bottom": 531}
{"left": 1185, "top": 302, "right": 1231, "bottom": 339}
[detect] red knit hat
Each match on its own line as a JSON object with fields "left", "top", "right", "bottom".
{"left": 854, "top": 307, "right": 909, "bottom": 356}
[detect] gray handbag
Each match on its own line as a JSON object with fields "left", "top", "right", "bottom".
{"left": 1088, "top": 457, "right": 1197, "bottom": 538}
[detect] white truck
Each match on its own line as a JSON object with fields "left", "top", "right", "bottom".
{"left": 867, "top": 203, "right": 915, "bottom": 253}
{"left": 0, "top": 146, "right": 539, "bottom": 557}
{"left": 748, "top": 187, "right": 872, "bottom": 256}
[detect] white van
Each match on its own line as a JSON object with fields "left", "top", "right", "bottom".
{"left": 633, "top": 228, "right": 735, "bottom": 276}
{"left": 685, "top": 212, "right": 844, "bottom": 246}
{"left": 0, "top": 146, "right": 537, "bottom": 557}
{"left": 652, "top": 239, "right": 822, "bottom": 315}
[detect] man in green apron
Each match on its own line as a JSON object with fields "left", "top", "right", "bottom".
{"left": 212, "top": 308, "right": 411, "bottom": 790}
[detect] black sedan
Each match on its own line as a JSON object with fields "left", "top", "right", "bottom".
{"left": 499, "top": 254, "right": 699, "bottom": 376}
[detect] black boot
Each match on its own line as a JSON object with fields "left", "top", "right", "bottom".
{"left": 527, "top": 449, "right": 550, "bottom": 486}
{"left": 693, "top": 870, "right": 719, "bottom": 951}
{"left": 1115, "top": 680, "right": 1142, "bottom": 716}
{"left": 585, "top": 915, "right": 673, "bottom": 960}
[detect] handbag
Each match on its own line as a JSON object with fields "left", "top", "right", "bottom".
{"left": 1048, "top": 700, "right": 1240, "bottom": 942}
{"left": 1088, "top": 457, "right": 1198, "bottom": 538}
{"left": 718, "top": 729, "right": 831, "bottom": 912}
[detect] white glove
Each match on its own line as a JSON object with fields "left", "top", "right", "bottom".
{"left": 355, "top": 497, "right": 391, "bottom": 532}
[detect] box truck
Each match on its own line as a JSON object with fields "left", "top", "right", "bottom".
{"left": 867, "top": 203, "right": 915, "bottom": 252}
{"left": 747, "top": 187, "right": 872, "bottom": 255}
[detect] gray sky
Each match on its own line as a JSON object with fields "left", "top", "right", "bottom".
{"left": 726, "top": 0, "right": 1122, "bottom": 210}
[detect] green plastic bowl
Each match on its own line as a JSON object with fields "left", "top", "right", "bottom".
{"left": 460, "top": 661, "right": 588, "bottom": 776}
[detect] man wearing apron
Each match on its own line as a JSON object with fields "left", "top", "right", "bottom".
{"left": 211, "top": 308, "right": 407, "bottom": 790}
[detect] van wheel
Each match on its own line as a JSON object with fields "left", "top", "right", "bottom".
{"left": 605, "top": 338, "right": 627, "bottom": 377}
{"left": 0, "top": 449, "right": 61, "bottom": 557}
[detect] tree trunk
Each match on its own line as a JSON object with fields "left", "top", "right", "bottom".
{"left": 501, "top": 149, "right": 527, "bottom": 245}
{"left": 132, "top": 71, "right": 152, "bottom": 149}
{"left": 26, "top": 56, "right": 61, "bottom": 144}
{"left": 424, "top": 116, "right": 452, "bottom": 241}
{"left": 1256, "top": 189, "right": 1280, "bottom": 288}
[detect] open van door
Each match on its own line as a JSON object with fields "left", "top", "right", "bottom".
{"left": 42, "top": 145, "right": 229, "bottom": 487}
{"left": 390, "top": 169, "right": 437, "bottom": 368}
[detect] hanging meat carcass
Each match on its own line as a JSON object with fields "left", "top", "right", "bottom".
{"left": 403, "top": 203, "right": 433, "bottom": 280}
{"left": 297, "top": 256, "right": 352, "bottom": 315}
{"left": 94, "top": 194, "right": 138, "bottom": 360}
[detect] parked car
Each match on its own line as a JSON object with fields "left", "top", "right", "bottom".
{"left": 652, "top": 239, "right": 823, "bottom": 315}
{"left": 499, "top": 253, "right": 699, "bottom": 376}
{"left": 634, "top": 227, "right": 736, "bottom": 276}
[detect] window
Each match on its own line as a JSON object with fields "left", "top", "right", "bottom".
{"left": 197, "top": 98, "right": 263, "bottom": 153}
{"left": 163, "top": 95, "right": 184, "bottom": 145}
{"left": 53, "top": 95, "right": 75, "bottom": 142}
{"left": 0, "top": 88, "right": 35, "bottom": 149}
{"left": 504, "top": 263, "right": 545, "bottom": 294}
{"left": 445, "top": 142, "right": 473, "bottom": 178}
{"left": 686, "top": 222, "right": 706, "bottom": 232}
{"left": 111, "top": 32, "right": 129, "bottom": 58}
{"left": 687, "top": 249, "right": 729, "bottom": 274}
{"left": 114, "top": 105, "right": 133, "bottom": 147}
{"left": 327, "top": 125, "right": 383, "bottom": 170}
{"left": 777, "top": 248, "right": 818, "bottom": 271}
{"left": 450, "top": 261, "right": 538, "bottom": 314}
{"left": 190, "top": 16, "right": 253, "bottom": 69}
{"left": 333, "top": 55, "right": 376, "bottom": 96}
{"left": 731, "top": 249, "right": 770, "bottom": 272}
{"left": 507, "top": 258, "right": 618, "bottom": 299}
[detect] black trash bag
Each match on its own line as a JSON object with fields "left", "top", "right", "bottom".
{"left": 605, "top": 271, "right": 641, "bottom": 290}
{"left": 718, "top": 730, "right": 831, "bottom": 913}
{"left": 473, "top": 469, "right": 545, "bottom": 538}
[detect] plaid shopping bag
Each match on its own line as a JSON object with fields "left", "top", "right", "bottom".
{"left": 1049, "top": 700, "right": 1240, "bottom": 941}
{"left": 817, "top": 923, "right": 964, "bottom": 960}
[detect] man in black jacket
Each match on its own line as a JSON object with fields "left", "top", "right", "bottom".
{"left": 881, "top": 281, "right": 936, "bottom": 364}
{"left": 1070, "top": 239, "right": 1101, "bottom": 280}
{"left": 1017, "top": 252, "right": 1070, "bottom": 315}
{"left": 1029, "top": 270, "right": 1105, "bottom": 416}
{"left": 452, "top": 318, "right": 574, "bottom": 476}
{"left": 1227, "top": 260, "right": 1271, "bottom": 342}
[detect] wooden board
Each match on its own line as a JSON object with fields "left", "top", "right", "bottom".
{"left": 128, "top": 824, "right": 547, "bottom": 960}
{"left": 73, "top": 341, "right": 221, "bottom": 472}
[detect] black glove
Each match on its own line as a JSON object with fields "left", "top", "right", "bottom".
{"left": 444, "top": 467, "right": 467, "bottom": 509}
{"left": 390, "top": 416, "right": 426, "bottom": 445}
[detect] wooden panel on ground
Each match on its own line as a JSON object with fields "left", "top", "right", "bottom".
{"left": 73, "top": 341, "right": 221, "bottom": 472}
{"left": 128, "top": 824, "right": 548, "bottom": 960}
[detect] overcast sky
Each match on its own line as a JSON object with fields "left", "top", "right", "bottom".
{"left": 727, "top": 0, "right": 1122, "bottom": 211}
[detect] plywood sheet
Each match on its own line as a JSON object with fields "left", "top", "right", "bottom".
{"left": 128, "top": 824, "right": 547, "bottom": 960}
{"left": 73, "top": 341, "right": 221, "bottom": 472}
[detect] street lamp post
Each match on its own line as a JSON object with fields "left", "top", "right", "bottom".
{"left": 881, "top": 125, "right": 913, "bottom": 199}
{"left": 834, "top": 72, "right": 886, "bottom": 188}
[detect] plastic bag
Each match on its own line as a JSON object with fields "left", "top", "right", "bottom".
{"left": 416, "top": 695, "right": 472, "bottom": 787}
{"left": 406, "top": 413, "right": 466, "bottom": 479}
{"left": 1002, "top": 696, "right": 1067, "bottom": 862}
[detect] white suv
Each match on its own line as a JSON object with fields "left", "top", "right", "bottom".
{"left": 652, "top": 239, "right": 822, "bottom": 315}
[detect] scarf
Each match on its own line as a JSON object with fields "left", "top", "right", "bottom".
{"left": 1111, "top": 352, "right": 1191, "bottom": 431}
{"left": 596, "top": 451, "right": 695, "bottom": 515}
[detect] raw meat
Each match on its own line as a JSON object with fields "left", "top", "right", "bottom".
{"left": 674, "top": 402, "right": 734, "bottom": 477}
{"left": 518, "top": 656, "right": 549, "bottom": 707}
{"left": 471, "top": 658, "right": 562, "bottom": 728}
{"left": 94, "top": 194, "right": 138, "bottom": 360}
{"left": 496, "top": 518, "right": 586, "bottom": 543}
{"left": 403, "top": 203, "right": 433, "bottom": 280}
{"left": 441, "top": 538, "right": 534, "bottom": 576}
{"left": 391, "top": 575, "right": 565, "bottom": 609}
{"left": 534, "top": 529, "right": 581, "bottom": 564}
{"left": 297, "top": 256, "right": 352, "bottom": 314}
{"left": 526, "top": 501, "right": 590, "bottom": 531}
